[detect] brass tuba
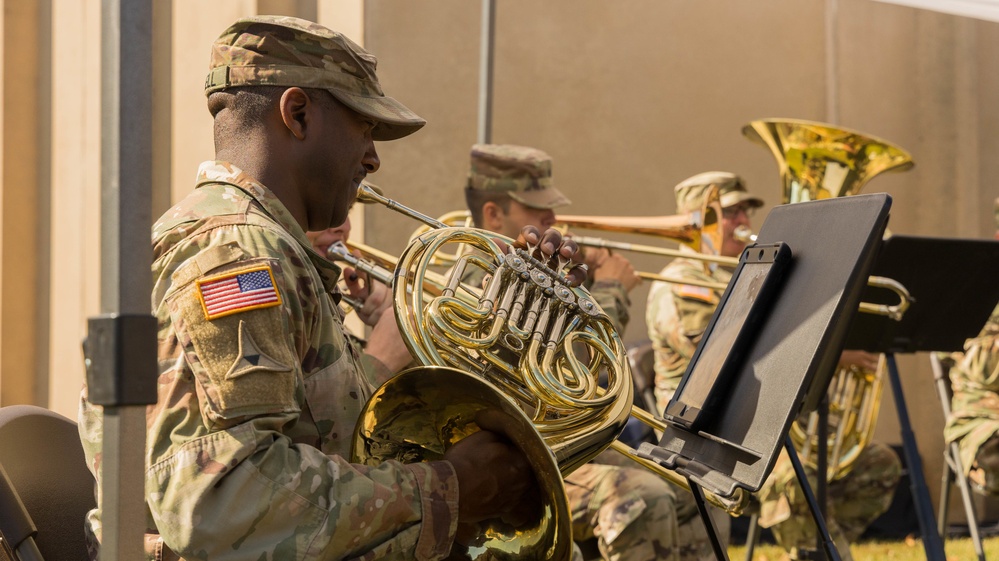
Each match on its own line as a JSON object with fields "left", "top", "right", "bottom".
{"left": 743, "top": 118, "right": 914, "bottom": 480}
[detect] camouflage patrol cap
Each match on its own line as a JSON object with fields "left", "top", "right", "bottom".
{"left": 205, "top": 15, "right": 425, "bottom": 141}
{"left": 674, "top": 171, "right": 764, "bottom": 214}
{"left": 467, "top": 144, "right": 572, "bottom": 209}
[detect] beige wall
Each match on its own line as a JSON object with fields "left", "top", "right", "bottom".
{"left": 1, "top": 0, "right": 996, "bottom": 524}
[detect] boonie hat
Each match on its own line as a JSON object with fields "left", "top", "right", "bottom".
{"left": 204, "top": 15, "right": 425, "bottom": 141}
{"left": 467, "top": 144, "right": 572, "bottom": 210}
{"left": 674, "top": 171, "right": 764, "bottom": 214}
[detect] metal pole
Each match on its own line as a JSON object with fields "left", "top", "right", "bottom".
{"left": 94, "top": 0, "right": 155, "bottom": 559}
{"left": 477, "top": 0, "right": 496, "bottom": 145}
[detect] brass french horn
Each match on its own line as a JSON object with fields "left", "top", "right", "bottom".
{"left": 743, "top": 118, "right": 914, "bottom": 479}
{"left": 349, "top": 184, "right": 629, "bottom": 561}
{"left": 346, "top": 184, "right": 756, "bottom": 560}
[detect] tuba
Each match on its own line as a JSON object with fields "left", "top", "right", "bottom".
{"left": 743, "top": 118, "right": 914, "bottom": 480}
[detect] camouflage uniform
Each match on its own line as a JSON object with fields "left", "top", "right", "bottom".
{"left": 461, "top": 145, "right": 683, "bottom": 561}
{"left": 78, "top": 17, "right": 459, "bottom": 561}
{"left": 646, "top": 173, "right": 899, "bottom": 561}
{"left": 944, "top": 199, "right": 999, "bottom": 495}
{"left": 80, "top": 162, "right": 459, "bottom": 561}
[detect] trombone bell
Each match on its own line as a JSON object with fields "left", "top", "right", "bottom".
{"left": 556, "top": 184, "right": 724, "bottom": 256}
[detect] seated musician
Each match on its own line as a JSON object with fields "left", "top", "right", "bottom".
{"left": 646, "top": 172, "right": 901, "bottom": 561}
{"left": 306, "top": 204, "right": 395, "bottom": 333}
{"left": 78, "top": 16, "right": 582, "bottom": 560}
{"left": 944, "top": 197, "right": 999, "bottom": 495}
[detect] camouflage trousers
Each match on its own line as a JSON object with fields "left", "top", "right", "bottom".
{"left": 565, "top": 457, "right": 727, "bottom": 561}
{"left": 757, "top": 442, "right": 901, "bottom": 561}
{"left": 565, "top": 462, "right": 679, "bottom": 561}
{"left": 966, "top": 434, "right": 999, "bottom": 496}
{"left": 671, "top": 483, "right": 732, "bottom": 561}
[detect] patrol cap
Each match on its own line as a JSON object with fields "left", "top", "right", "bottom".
{"left": 467, "top": 144, "right": 572, "bottom": 209}
{"left": 204, "top": 16, "right": 425, "bottom": 141}
{"left": 674, "top": 171, "right": 764, "bottom": 214}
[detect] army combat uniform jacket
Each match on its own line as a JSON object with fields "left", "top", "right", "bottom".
{"left": 645, "top": 254, "right": 732, "bottom": 413}
{"left": 945, "top": 303, "right": 999, "bottom": 490}
{"left": 79, "top": 162, "right": 459, "bottom": 561}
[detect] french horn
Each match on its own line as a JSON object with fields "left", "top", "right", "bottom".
{"left": 345, "top": 184, "right": 753, "bottom": 561}
{"left": 349, "top": 184, "right": 627, "bottom": 561}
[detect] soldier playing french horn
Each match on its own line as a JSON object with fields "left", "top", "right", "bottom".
{"left": 78, "top": 16, "right": 587, "bottom": 561}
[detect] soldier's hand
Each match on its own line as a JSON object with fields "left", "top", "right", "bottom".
{"left": 343, "top": 262, "right": 392, "bottom": 327}
{"left": 444, "top": 410, "right": 538, "bottom": 526}
{"left": 592, "top": 252, "right": 641, "bottom": 293}
{"left": 838, "top": 350, "right": 880, "bottom": 371}
{"left": 363, "top": 307, "right": 414, "bottom": 379}
{"left": 512, "top": 226, "right": 587, "bottom": 286}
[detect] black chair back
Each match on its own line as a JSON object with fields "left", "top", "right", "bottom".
{"left": 0, "top": 405, "right": 95, "bottom": 561}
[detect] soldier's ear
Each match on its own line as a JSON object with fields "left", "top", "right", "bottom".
{"left": 482, "top": 201, "right": 505, "bottom": 231}
{"left": 278, "top": 87, "right": 310, "bottom": 141}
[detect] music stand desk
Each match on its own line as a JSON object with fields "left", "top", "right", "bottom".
{"left": 640, "top": 194, "right": 892, "bottom": 560}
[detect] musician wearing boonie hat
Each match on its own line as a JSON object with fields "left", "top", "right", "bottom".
{"left": 673, "top": 171, "right": 764, "bottom": 214}
{"left": 78, "top": 15, "right": 548, "bottom": 561}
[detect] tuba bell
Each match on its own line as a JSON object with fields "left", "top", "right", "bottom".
{"left": 743, "top": 118, "right": 914, "bottom": 480}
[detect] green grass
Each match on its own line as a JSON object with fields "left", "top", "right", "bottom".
{"left": 729, "top": 535, "right": 999, "bottom": 560}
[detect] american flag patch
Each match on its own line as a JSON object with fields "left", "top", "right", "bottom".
{"left": 196, "top": 266, "right": 282, "bottom": 320}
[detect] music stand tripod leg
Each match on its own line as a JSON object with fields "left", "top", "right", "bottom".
{"left": 885, "top": 353, "right": 947, "bottom": 561}
{"left": 783, "top": 435, "right": 842, "bottom": 561}
{"left": 947, "top": 442, "right": 987, "bottom": 561}
{"left": 685, "top": 476, "right": 728, "bottom": 561}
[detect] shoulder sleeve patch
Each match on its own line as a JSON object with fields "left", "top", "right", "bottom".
{"left": 676, "top": 284, "right": 716, "bottom": 303}
{"left": 196, "top": 265, "right": 282, "bottom": 320}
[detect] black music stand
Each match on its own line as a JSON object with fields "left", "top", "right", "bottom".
{"left": 842, "top": 234, "right": 999, "bottom": 561}
{"left": 638, "top": 194, "right": 892, "bottom": 561}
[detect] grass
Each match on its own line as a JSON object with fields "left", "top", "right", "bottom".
{"left": 728, "top": 535, "right": 999, "bottom": 560}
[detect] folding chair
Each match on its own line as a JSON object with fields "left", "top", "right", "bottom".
{"left": 930, "top": 354, "right": 987, "bottom": 561}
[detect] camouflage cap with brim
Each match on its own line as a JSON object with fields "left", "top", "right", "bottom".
{"left": 205, "top": 15, "right": 425, "bottom": 141}
{"left": 467, "top": 144, "right": 572, "bottom": 210}
{"left": 675, "top": 171, "right": 763, "bottom": 213}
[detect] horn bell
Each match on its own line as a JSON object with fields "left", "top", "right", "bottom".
{"left": 352, "top": 366, "right": 572, "bottom": 561}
